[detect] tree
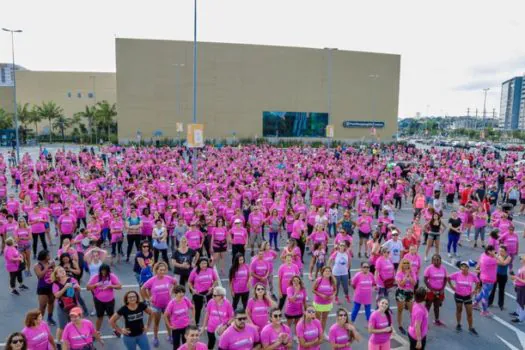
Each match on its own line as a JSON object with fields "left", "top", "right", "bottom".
{"left": 0, "top": 108, "right": 13, "bottom": 130}
{"left": 17, "top": 103, "right": 32, "bottom": 129}
{"left": 27, "top": 106, "right": 42, "bottom": 137}
{"left": 36, "top": 101, "right": 64, "bottom": 143}
{"left": 95, "top": 101, "right": 117, "bottom": 142}
{"left": 74, "top": 105, "right": 96, "bottom": 144}
{"left": 70, "top": 113, "right": 86, "bottom": 143}
{"left": 52, "top": 115, "right": 72, "bottom": 143}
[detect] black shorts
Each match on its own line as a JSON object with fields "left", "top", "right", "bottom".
{"left": 454, "top": 293, "right": 472, "bottom": 305}
{"left": 285, "top": 313, "right": 303, "bottom": 320}
{"left": 428, "top": 232, "right": 440, "bottom": 241}
{"left": 37, "top": 286, "right": 53, "bottom": 296}
{"left": 446, "top": 194, "right": 455, "bottom": 203}
{"left": 395, "top": 289, "right": 414, "bottom": 303}
{"left": 94, "top": 298, "right": 115, "bottom": 317}
{"left": 213, "top": 241, "right": 227, "bottom": 253}
{"left": 358, "top": 231, "right": 370, "bottom": 239}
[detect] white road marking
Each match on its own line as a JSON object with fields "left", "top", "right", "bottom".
{"left": 497, "top": 334, "right": 522, "bottom": 350}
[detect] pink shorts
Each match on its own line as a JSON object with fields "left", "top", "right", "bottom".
{"left": 368, "top": 340, "right": 391, "bottom": 350}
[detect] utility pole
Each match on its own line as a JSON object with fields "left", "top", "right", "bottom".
{"left": 483, "top": 88, "right": 490, "bottom": 122}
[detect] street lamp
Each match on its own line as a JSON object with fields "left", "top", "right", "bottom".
{"left": 192, "top": 0, "right": 198, "bottom": 179}
{"left": 2, "top": 28, "right": 22, "bottom": 164}
{"left": 483, "top": 88, "right": 490, "bottom": 123}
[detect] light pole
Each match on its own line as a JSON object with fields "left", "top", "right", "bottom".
{"left": 2, "top": 28, "right": 22, "bottom": 164}
{"left": 192, "top": 0, "right": 198, "bottom": 179}
{"left": 89, "top": 75, "right": 97, "bottom": 145}
{"left": 483, "top": 88, "right": 490, "bottom": 124}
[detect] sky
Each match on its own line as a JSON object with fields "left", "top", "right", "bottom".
{"left": 1, "top": 0, "right": 525, "bottom": 119}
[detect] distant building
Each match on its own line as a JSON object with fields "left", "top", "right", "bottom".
{"left": 500, "top": 76, "right": 523, "bottom": 130}
{"left": 0, "top": 63, "right": 26, "bottom": 87}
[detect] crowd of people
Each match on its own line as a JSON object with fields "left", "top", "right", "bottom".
{"left": 1, "top": 143, "right": 525, "bottom": 350}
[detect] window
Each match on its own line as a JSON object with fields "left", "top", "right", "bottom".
{"left": 67, "top": 92, "right": 72, "bottom": 98}
{"left": 77, "top": 92, "right": 82, "bottom": 98}
{"left": 262, "top": 111, "right": 329, "bottom": 137}
{"left": 0, "top": 68, "right": 5, "bottom": 83}
{"left": 88, "top": 92, "right": 94, "bottom": 98}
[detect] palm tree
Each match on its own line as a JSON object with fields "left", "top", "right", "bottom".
{"left": 95, "top": 101, "right": 117, "bottom": 142}
{"left": 69, "top": 113, "right": 86, "bottom": 143}
{"left": 28, "top": 106, "right": 42, "bottom": 137}
{"left": 52, "top": 115, "right": 72, "bottom": 143}
{"left": 17, "top": 103, "right": 32, "bottom": 128}
{"left": 35, "top": 101, "right": 63, "bottom": 143}
{"left": 0, "top": 108, "right": 13, "bottom": 130}
{"left": 74, "top": 105, "right": 96, "bottom": 144}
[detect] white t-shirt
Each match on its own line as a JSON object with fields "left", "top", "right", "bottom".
{"left": 332, "top": 252, "right": 349, "bottom": 276}
{"left": 383, "top": 240, "right": 403, "bottom": 264}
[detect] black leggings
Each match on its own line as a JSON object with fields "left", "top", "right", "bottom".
{"left": 126, "top": 235, "right": 142, "bottom": 260}
{"left": 111, "top": 241, "right": 123, "bottom": 257}
{"left": 9, "top": 270, "right": 23, "bottom": 289}
{"left": 297, "top": 239, "right": 305, "bottom": 263}
{"left": 32, "top": 232, "right": 47, "bottom": 256}
{"left": 409, "top": 335, "right": 426, "bottom": 350}
{"left": 192, "top": 293, "right": 212, "bottom": 325}
{"left": 232, "top": 292, "right": 249, "bottom": 310}
{"left": 279, "top": 295, "right": 287, "bottom": 310}
{"left": 172, "top": 327, "right": 186, "bottom": 350}
{"left": 394, "top": 195, "right": 402, "bottom": 209}
{"left": 207, "top": 331, "right": 216, "bottom": 350}
{"left": 231, "top": 245, "right": 245, "bottom": 264}
{"left": 154, "top": 248, "right": 170, "bottom": 268}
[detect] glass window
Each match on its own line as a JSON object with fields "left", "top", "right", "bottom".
{"left": 77, "top": 92, "right": 82, "bottom": 98}
{"left": 67, "top": 92, "right": 72, "bottom": 98}
{"left": 88, "top": 92, "right": 94, "bottom": 98}
{"left": 262, "top": 111, "right": 329, "bottom": 137}
{"left": 0, "top": 68, "right": 5, "bottom": 83}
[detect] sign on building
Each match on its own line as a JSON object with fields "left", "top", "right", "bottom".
{"left": 187, "top": 124, "right": 204, "bottom": 148}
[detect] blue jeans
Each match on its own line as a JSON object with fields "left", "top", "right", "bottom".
{"left": 269, "top": 231, "right": 278, "bottom": 249}
{"left": 447, "top": 232, "right": 459, "bottom": 253}
{"left": 122, "top": 334, "right": 151, "bottom": 350}
{"left": 475, "top": 282, "right": 494, "bottom": 312}
{"left": 351, "top": 302, "right": 371, "bottom": 322}
{"left": 474, "top": 227, "right": 486, "bottom": 242}
{"left": 328, "top": 223, "right": 336, "bottom": 237}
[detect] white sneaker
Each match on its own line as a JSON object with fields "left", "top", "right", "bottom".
{"left": 448, "top": 253, "right": 452, "bottom": 258}
{"left": 424, "top": 256, "right": 428, "bottom": 262}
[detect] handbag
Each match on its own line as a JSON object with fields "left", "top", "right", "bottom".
{"left": 72, "top": 323, "right": 96, "bottom": 350}
{"left": 383, "top": 278, "right": 395, "bottom": 289}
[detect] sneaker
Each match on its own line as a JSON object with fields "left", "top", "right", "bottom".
{"left": 469, "top": 328, "right": 479, "bottom": 336}
{"left": 480, "top": 311, "right": 493, "bottom": 318}
{"left": 358, "top": 252, "right": 362, "bottom": 258}
{"left": 473, "top": 243, "right": 478, "bottom": 248}
{"left": 434, "top": 320, "right": 445, "bottom": 326}
{"left": 335, "top": 296, "right": 340, "bottom": 305}
{"left": 153, "top": 338, "right": 159, "bottom": 348}
{"left": 398, "top": 326, "right": 407, "bottom": 336}
{"left": 345, "top": 295, "right": 351, "bottom": 304}
{"left": 510, "top": 312, "right": 519, "bottom": 317}
{"left": 448, "top": 253, "right": 452, "bottom": 258}
{"left": 456, "top": 324, "right": 462, "bottom": 333}
{"left": 500, "top": 306, "right": 506, "bottom": 311}
{"left": 472, "top": 302, "right": 480, "bottom": 310}
{"left": 19, "top": 285, "right": 29, "bottom": 290}
{"left": 90, "top": 310, "right": 96, "bottom": 317}
{"left": 11, "top": 289, "right": 20, "bottom": 296}
{"left": 47, "top": 318, "right": 57, "bottom": 327}
{"left": 424, "top": 256, "right": 428, "bottom": 262}
{"left": 511, "top": 318, "right": 523, "bottom": 323}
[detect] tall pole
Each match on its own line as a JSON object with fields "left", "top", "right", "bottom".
{"left": 327, "top": 49, "right": 332, "bottom": 125}
{"left": 483, "top": 88, "right": 489, "bottom": 123}
{"left": 192, "top": 0, "right": 198, "bottom": 179}
{"left": 3, "top": 28, "right": 22, "bottom": 164}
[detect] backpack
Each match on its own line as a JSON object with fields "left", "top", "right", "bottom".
{"left": 139, "top": 266, "right": 153, "bottom": 286}
{"left": 54, "top": 278, "right": 78, "bottom": 312}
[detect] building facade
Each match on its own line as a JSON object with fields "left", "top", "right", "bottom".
{"left": 500, "top": 77, "right": 523, "bottom": 130}
{"left": 116, "top": 38, "right": 400, "bottom": 143}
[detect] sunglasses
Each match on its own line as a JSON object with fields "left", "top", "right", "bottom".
{"left": 272, "top": 313, "right": 282, "bottom": 318}
{"left": 362, "top": 265, "right": 370, "bottom": 268}
{"left": 236, "top": 317, "right": 247, "bottom": 321}
{"left": 338, "top": 313, "right": 348, "bottom": 317}
{"left": 10, "top": 339, "right": 24, "bottom": 344}
{"left": 256, "top": 288, "right": 265, "bottom": 291}
{"left": 306, "top": 310, "right": 316, "bottom": 314}
{"left": 142, "top": 246, "right": 150, "bottom": 248}
{"left": 213, "top": 294, "right": 224, "bottom": 297}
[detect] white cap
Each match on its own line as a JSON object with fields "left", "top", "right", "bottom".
{"left": 234, "top": 218, "right": 242, "bottom": 224}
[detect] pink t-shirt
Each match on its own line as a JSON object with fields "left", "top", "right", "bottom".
{"left": 231, "top": 264, "right": 250, "bottom": 294}
{"left": 22, "top": 322, "right": 52, "bottom": 350}
{"left": 395, "top": 270, "right": 417, "bottom": 291}
{"left": 375, "top": 257, "right": 395, "bottom": 288}
{"left": 58, "top": 214, "right": 76, "bottom": 235}
{"left": 142, "top": 275, "right": 177, "bottom": 308}
{"left": 500, "top": 233, "right": 519, "bottom": 255}
{"left": 260, "top": 323, "right": 292, "bottom": 350}
{"left": 423, "top": 265, "right": 447, "bottom": 291}
{"left": 250, "top": 258, "right": 271, "bottom": 285}
{"left": 351, "top": 272, "right": 375, "bottom": 305}
{"left": 185, "top": 230, "right": 203, "bottom": 250}
{"left": 313, "top": 277, "right": 335, "bottom": 305}
{"left": 205, "top": 298, "right": 234, "bottom": 333}
{"left": 479, "top": 252, "right": 497, "bottom": 283}
{"left": 4, "top": 245, "right": 20, "bottom": 272}
{"left": 61, "top": 319, "right": 96, "bottom": 349}
{"left": 296, "top": 318, "right": 322, "bottom": 350}
{"left": 277, "top": 264, "right": 300, "bottom": 295}
{"left": 449, "top": 271, "right": 479, "bottom": 297}
{"left": 408, "top": 302, "right": 429, "bottom": 340}
{"left": 247, "top": 298, "right": 271, "bottom": 330}
{"left": 88, "top": 273, "right": 120, "bottom": 302}
{"left": 285, "top": 286, "right": 305, "bottom": 316}
{"left": 328, "top": 323, "right": 352, "bottom": 350}
{"left": 165, "top": 297, "right": 193, "bottom": 329}
{"left": 230, "top": 227, "right": 248, "bottom": 245}
{"left": 368, "top": 311, "right": 392, "bottom": 345}
{"left": 177, "top": 342, "right": 208, "bottom": 350}
{"left": 218, "top": 323, "right": 260, "bottom": 350}
{"left": 189, "top": 268, "right": 218, "bottom": 294}
{"left": 28, "top": 212, "right": 46, "bottom": 233}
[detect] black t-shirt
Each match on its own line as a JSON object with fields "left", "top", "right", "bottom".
{"left": 133, "top": 252, "right": 153, "bottom": 274}
{"left": 475, "top": 188, "right": 486, "bottom": 201}
{"left": 448, "top": 217, "right": 462, "bottom": 233}
{"left": 117, "top": 302, "right": 148, "bottom": 337}
{"left": 172, "top": 248, "right": 196, "bottom": 275}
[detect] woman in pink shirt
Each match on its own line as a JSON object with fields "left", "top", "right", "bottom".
{"left": 141, "top": 261, "right": 177, "bottom": 347}
{"left": 510, "top": 255, "right": 525, "bottom": 323}
{"left": 201, "top": 286, "right": 234, "bottom": 350}
{"left": 356, "top": 212, "right": 373, "bottom": 258}
{"left": 14, "top": 218, "right": 32, "bottom": 277}
{"left": 164, "top": 285, "right": 195, "bottom": 349}
{"left": 86, "top": 264, "right": 122, "bottom": 332}
{"left": 277, "top": 254, "right": 300, "bottom": 310}
{"left": 22, "top": 309, "right": 56, "bottom": 350}
{"left": 250, "top": 249, "right": 271, "bottom": 288}
{"left": 261, "top": 307, "right": 293, "bottom": 350}
{"left": 312, "top": 266, "right": 336, "bottom": 333}
{"left": 351, "top": 261, "right": 375, "bottom": 323}
{"left": 284, "top": 276, "right": 306, "bottom": 333}
{"left": 375, "top": 247, "right": 395, "bottom": 299}
{"left": 408, "top": 287, "right": 429, "bottom": 350}
{"left": 188, "top": 257, "right": 219, "bottom": 326}
{"left": 296, "top": 304, "right": 323, "bottom": 350}
{"left": 328, "top": 308, "right": 361, "bottom": 350}
{"left": 62, "top": 307, "right": 103, "bottom": 350}
{"left": 472, "top": 206, "right": 488, "bottom": 248}
{"left": 473, "top": 245, "right": 498, "bottom": 316}
{"left": 423, "top": 254, "right": 447, "bottom": 326}
{"left": 210, "top": 217, "right": 228, "bottom": 274}
{"left": 448, "top": 261, "right": 480, "bottom": 335}
{"left": 229, "top": 253, "right": 250, "bottom": 310}
{"left": 368, "top": 297, "right": 393, "bottom": 350}
{"left": 247, "top": 282, "right": 276, "bottom": 331}
{"left": 4, "top": 237, "right": 28, "bottom": 295}
{"left": 395, "top": 258, "right": 416, "bottom": 335}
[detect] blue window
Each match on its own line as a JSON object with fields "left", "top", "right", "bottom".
{"left": 67, "top": 92, "right": 72, "bottom": 98}
{"left": 88, "top": 92, "right": 94, "bottom": 98}
{"left": 262, "top": 111, "right": 329, "bottom": 137}
{"left": 77, "top": 92, "right": 82, "bottom": 98}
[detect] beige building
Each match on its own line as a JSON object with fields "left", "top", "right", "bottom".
{"left": 116, "top": 38, "right": 400, "bottom": 143}
{"left": 0, "top": 70, "right": 116, "bottom": 134}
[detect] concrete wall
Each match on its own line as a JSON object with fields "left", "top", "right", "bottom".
{"left": 15, "top": 71, "right": 116, "bottom": 133}
{"left": 116, "top": 38, "right": 400, "bottom": 143}
{"left": 0, "top": 87, "right": 14, "bottom": 114}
